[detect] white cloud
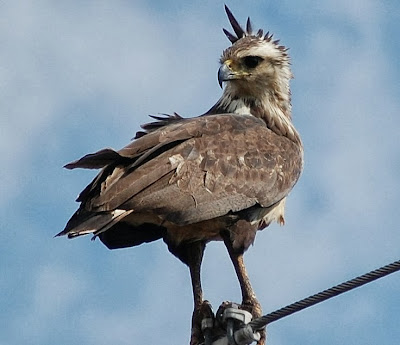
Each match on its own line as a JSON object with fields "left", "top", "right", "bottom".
{"left": 8, "top": 264, "right": 88, "bottom": 344}
{"left": 1, "top": 1, "right": 400, "bottom": 345}
{"left": 250, "top": 1, "right": 400, "bottom": 342}
{"left": 0, "top": 0, "right": 220, "bottom": 206}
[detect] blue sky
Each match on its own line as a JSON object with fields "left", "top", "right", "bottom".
{"left": 1, "top": 1, "right": 400, "bottom": 344}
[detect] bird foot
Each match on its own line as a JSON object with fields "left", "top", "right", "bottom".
{"left": 190, "top": 300, "right": 214, "bottom": 345}
{"left": 241, "top": 299, "right": 266, "bottom": 345}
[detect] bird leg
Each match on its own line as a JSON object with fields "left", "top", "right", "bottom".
{"left": 186, "top": 241, "right": 213, "bottom": 345}
{"left": 221, "top": 231, "right": 265, "bottom": 345}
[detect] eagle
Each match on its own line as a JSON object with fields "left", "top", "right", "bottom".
{"left": 58, "top": 6, "right": 303, "bottom": 345}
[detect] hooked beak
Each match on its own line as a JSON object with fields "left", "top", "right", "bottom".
{"left": 218, "top": 62, "right": 235, "bottom": 88}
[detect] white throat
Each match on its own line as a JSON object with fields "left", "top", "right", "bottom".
{"left": 219, "top": 96, "right": 252, "bottom": 115}
{"left": 216, "top": 88, "right": 301, "bottom": 145}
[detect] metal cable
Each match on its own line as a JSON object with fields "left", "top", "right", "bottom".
{"left": 249, "top": 259, "right": 400, "bottom": 331}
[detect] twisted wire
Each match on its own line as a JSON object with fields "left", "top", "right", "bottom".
{"left": 249, "top": 259, "right": 400, "bottom": 331}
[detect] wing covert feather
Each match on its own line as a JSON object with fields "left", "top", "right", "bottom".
{"left": 121, "top": 120, "right": 302, "bottom": 225}
{"left": 74, "top": 114, "right": 302, "bottom": 227}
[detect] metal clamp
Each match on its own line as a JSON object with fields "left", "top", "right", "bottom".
{"left": 220, "top": 304, "right": 260, "bottom": 345}
{"left": 232, "top": 324, "right": 260, "bottom": 345}
{"left": 222, "top": 307, "right": 253, "bottom": 325}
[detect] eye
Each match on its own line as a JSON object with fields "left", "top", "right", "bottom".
{"left": 242, "top": 56, "right": 263, "bottom": 69}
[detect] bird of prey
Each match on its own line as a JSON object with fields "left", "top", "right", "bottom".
{"left": 58, "top": 6, "right": 303, "bottom": 345}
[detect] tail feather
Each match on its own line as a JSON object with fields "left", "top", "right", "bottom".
{"left": 57, "top": 209, "right": 133, "bottom": 238}
{"left": 64, "top": 148, "right": 122, "bottom": 170}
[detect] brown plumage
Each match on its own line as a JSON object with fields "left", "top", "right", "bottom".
{"left": 58, "top": 6, "right": 303, "bottom": 345}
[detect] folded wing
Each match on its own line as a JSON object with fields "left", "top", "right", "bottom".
{"left": 58, "top": 113, "right": 302, "bottom": 244}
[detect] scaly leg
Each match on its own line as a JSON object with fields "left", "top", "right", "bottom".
{"left": 185, "top": 241, "right": 213, "bottom": 345}
{"left": 221, "top": 232, "right": 265, "bottom": 345}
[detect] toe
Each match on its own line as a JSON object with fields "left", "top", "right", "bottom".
{"left": 190, "top": 301, "right": 214, "bottom": 345}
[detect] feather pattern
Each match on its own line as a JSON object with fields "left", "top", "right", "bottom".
{"left": 59, "top": 12, "right": 303, "bottom": 342}
{"left": 59, "top": 6, "right": 303, "bottom": 261}
{"left": 57, "top": 10, "right": 304, "bottom": 345}
{"left": 59, "top": 114, "right": 302, "bottom": 247}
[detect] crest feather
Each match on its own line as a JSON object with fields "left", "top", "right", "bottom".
{"left": 222, "top": 5, "right": 285, "bottom": 53}
{"left": 224, "top": 5, "right": 245, "bottom": 39}
{"left": 246, "top": 17, "right": 253, "bottom": 34}
{"left": 223, "top": 28, "right": 239, "bottom": 44}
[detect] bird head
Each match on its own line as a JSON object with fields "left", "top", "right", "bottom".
{"left": 218, "top": 6, "right": 292, "bottom": 103}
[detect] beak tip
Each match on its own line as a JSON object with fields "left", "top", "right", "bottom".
{"left": 218, "top": 63, "right": 228, "bottom": 89}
